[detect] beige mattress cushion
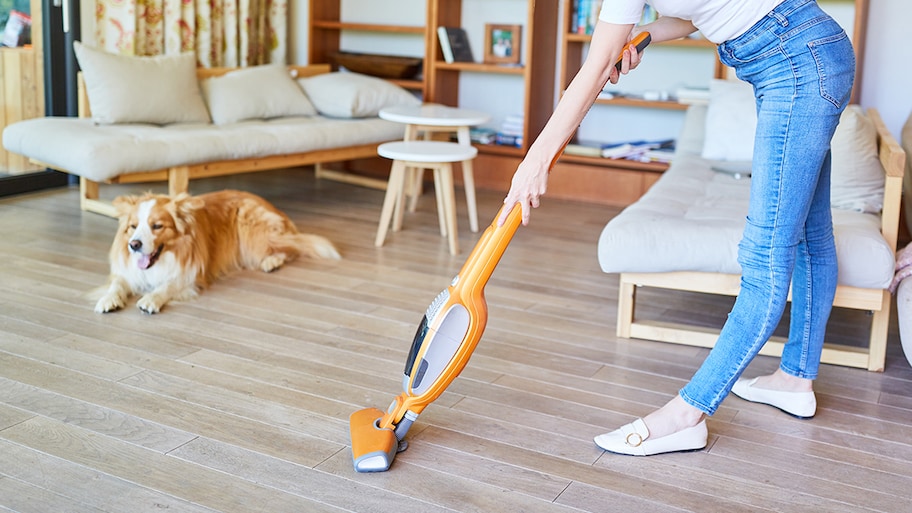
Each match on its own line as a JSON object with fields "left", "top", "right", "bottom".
{"left": 597, "top": 155, "right": 894, "bottom": 290}
{"left": 598, "top": 103, "right": 894, "bottom": 290}
{"left": 2, "top": 116, "right": 404, "bottom": 183}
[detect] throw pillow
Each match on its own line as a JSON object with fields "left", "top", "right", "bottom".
{"left": 830, "top": 105, "right": 884, "bottom": 213}
{"left": 701, "top": 78, "right": 756, "bottom": 162}
{"left": 297, "top": 71, "right": 421, "bottom": 118}
{"left": 202, "top": 64, "right": 318, "bottom": 125}
{"left": 73, "top": 42, "right": 211, "bottom": 125}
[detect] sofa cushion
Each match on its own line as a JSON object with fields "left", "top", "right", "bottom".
{"left": 202, "top": 64, "right": 318, "bottom": 125}
{"left": 597, "top": 105, "right": 894, "bottom": 290}
{"left": 297, "top": 71, "right": 420, "bottom": 119}
{"left": 701, "top": 79, "right": 755, "bottom": 163}
{"left": 830, "top": 105, "right": 885, "bottom": 214}
{"left": 699, "top": 82, "right": 885, "bottom": 213}
{"left": 1, "top": 116, "right": 404, "bottom": 183}
{"left": 73, "top": 42, "right": 211, "bottom": 125}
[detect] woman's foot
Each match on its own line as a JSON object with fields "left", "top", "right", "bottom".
{"left": 731, "top": 369, "right": 816, "bottom": 418}
{"left": 594, "top": 395, "right": 708, "bottom": 456}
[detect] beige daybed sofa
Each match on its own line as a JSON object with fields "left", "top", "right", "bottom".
{"left": 2, "top": 43, "right": 418, "bottom": 217}
{"left": 598, "top": 80, "right": 905, "bottom": 371}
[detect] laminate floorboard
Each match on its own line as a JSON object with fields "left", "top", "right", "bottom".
{"left": 1, "top": 167, "right": 910, "bottom": 512}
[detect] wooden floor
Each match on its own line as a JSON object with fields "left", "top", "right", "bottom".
{"left": 1, "top": 167, "right": 911, "bottom": 513}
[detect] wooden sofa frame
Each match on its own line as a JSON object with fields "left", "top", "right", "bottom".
{"left": 42, "top": 63, "right": 387, "bottom": 218}
{"left": 616, "top": 109, "right": 906, "bottom": 371}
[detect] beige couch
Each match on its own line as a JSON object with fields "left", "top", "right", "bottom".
{"left": 598, "top": 82, "right": 905, "bottom": 371}
{"left": 2, "top": 44, "right": 420, "bottom": 217}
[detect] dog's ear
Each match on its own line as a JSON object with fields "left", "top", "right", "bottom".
{"left": 172, "top": 193, "right": 205, "bottom": 214}
{"left": 112, "top": 195, "right": 140, "bottom": 219}
{"left": 168, "top": 194, "right": 205, "bottom": 233}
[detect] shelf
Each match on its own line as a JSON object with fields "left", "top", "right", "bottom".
{"left": 310, "top": 21, "right": 425, "bottom": 34}
{"left": 434, "top": 62, "right": 525, "bottom": 74}
{"left": 476, "top": 144, "right": 524, "bottom": 158}
{"left": 426, "top": 0, "right": 559, "bottom": 154}
{"left": 558, "top": 154, "right": 669, "bottom": 172}
{"left": 594, "top": 97, "right": 689, "bottom": 110}
{"left": 387, "top": 78, "right": 424, "bottom": 91}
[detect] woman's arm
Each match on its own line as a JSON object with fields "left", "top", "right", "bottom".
{"left": 498, "top": 21, "right": 636, "bottom": 226}
{"left": 634, "top": 16, "right": 697, "bottom": 43}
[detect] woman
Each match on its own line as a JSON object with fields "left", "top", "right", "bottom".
{"left": 499, "top": 0, "right": 855, "bottom": 456}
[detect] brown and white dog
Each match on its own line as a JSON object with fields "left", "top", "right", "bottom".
{"left": 94, "top": 190, "right": 340, "bottom": 314}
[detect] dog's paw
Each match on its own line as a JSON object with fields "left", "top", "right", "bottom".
{"left": 260, "top": 254, "right": 287, "bottom": 273}
{"left": 95, "top": 295, "right": 125, "bottom": 313}
{"left": 136, "top": 295, "right": 163, "bottom": 314}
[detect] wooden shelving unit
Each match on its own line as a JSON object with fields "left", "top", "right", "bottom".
{"left": 425, "top": 0, "right": 559, "bottom": 157}
{"left": 308, "top": 3, "right": 428, "bottom": 96}
{"left": 306, "top": 0, "right": 870, "bottom": 208}
{"left": 548, "top": 0, "right": 870, "bottom": 206}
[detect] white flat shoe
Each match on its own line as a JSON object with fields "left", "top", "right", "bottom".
{"left": 594, "top": 418, "right": 708, "bottom": 456}
{"left": 731, "top": 377, "right": 817, "bottom": 419}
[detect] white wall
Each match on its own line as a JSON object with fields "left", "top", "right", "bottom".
{"left": 860, "top": 0, "right": 911, "bottom": 138}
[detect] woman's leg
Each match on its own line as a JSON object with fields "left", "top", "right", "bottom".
{"left": 608, "top": 0, "right": 855, "bottom": 442}
{"left": 780, "top": 150, "right": 838, "bottom": 380}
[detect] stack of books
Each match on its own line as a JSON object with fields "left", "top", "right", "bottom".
{"left": 572, "top": 2, "right": 657, "bottom": 35}
{"left": 496, "top": 114, "right": 524, "bottom": 148}
{"left": 469, "top": 127, "right": 497, "bottom": 145}
{"left": 564, "top": 138, "right": 676, "bottom": 162}
{"left": 571, "top": 0, "right": 601, "bottom": 35}
{"left": 675, "top": 86, "right": 711, "bottom": 104}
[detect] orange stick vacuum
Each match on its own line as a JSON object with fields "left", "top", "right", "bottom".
{"left": 350, "top": 204, "right": 522, "bottom": 472}
{"left": 349, "top": 32, "right": 651, "bottom": 473}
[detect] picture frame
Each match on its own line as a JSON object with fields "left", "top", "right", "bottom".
{"left": 483, "top": 24, "right": 521, "bottom": 65}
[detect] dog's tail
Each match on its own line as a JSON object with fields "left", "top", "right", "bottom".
{"left": 291, "top": 233, "right": 342, "bottom": 260}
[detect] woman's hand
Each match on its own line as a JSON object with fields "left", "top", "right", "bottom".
{"left": 497, "top": 21, "right": 641, "bottom": 227}
{"left": 498, "top": 154, "right": 551, "bottom": 226}
{"left": 607, "top": 32, "right": 645, "bottom": 84}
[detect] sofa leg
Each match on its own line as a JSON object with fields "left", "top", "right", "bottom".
{"left": 79, "top": 177, "right": 98, "bottom": 210}
{"left": 79, "top": 177, "right": 117, "bottom": 217}
{"left": 169, "top": 166, "right": 189, "bottom": 196}
{"left": 617, "top": 274, "right": 636, "bottom": 338}
{"left": 867, "top": 290, "right": 891, "bottom": 372}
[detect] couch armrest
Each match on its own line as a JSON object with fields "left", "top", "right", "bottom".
{"left": 869, "top": 108, "right": 906, "bottom": 253}
{"left": 77, "top": 72, "right": 90, "bottom": 118}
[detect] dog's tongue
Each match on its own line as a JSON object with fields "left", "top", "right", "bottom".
{"left": 137, "top": 254, "right": 152, "bottom": 270}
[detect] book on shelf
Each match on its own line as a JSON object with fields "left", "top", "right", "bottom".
{"left": 437, "top": 27, "right": 474, "bottom": 64}
{"left": 675, "top": 86, "right": 711, "bottom": 104}
{"left": 636, "top": 147, "right": 676, "bottom": 163}
{"left": 495, "top": 132, "right": 523, "bottom": 148}
{"left": 564, "top": 139, "right": 604, "bottom": 157}
{"left": 498, "top": 113, "right": 524, "bottom": 137}
{"left": 572, "top": 0, "right": 601, "bottom": 35}
{"left": 469, "top": 127, "right": 497, "bottom": 145}
{"left": 601, "top": 139, "right": 675, "bottom": 159}
{"left": 564, "top": 139, "right": 676, "bottom": 161}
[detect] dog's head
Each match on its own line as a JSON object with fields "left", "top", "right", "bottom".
{"left": 112, "top": 192, "right": 204, "bottom": 270}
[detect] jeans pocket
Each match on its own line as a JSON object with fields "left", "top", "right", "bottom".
{"left": 721, "top": 29, "right": 781, "bottom": 67}
{"left": 808, "top": 31, "right": 855, "bottom": 109}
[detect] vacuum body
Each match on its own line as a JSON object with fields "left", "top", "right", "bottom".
{"left": 350, "top": 205, "right": 522, "bottom": 472}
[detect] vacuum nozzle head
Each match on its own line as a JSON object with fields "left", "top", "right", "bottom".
{"left": 350, "top": 407, "right": 399, "bottom": 473}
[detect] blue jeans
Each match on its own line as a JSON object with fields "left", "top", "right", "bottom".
{"left": 680, "top": 0, "right": 856, "bottom": 415}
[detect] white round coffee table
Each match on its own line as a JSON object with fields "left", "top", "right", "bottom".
{"left": 378, "top": 104, "right": 491, "bottom": 233}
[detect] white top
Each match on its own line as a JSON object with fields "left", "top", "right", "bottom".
{"left": 378, "top": 104, "right": 491, "bottom": 127}
{"left": 599, "top": 0, "right": 785, "bottom": 43}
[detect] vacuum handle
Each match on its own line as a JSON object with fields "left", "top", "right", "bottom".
{"left": 456, "top": 204, "right": 523, "bottom": 288}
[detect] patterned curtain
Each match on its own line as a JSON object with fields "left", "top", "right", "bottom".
{"left": 94, "top": 0, "right": 287, "bottom": 67}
